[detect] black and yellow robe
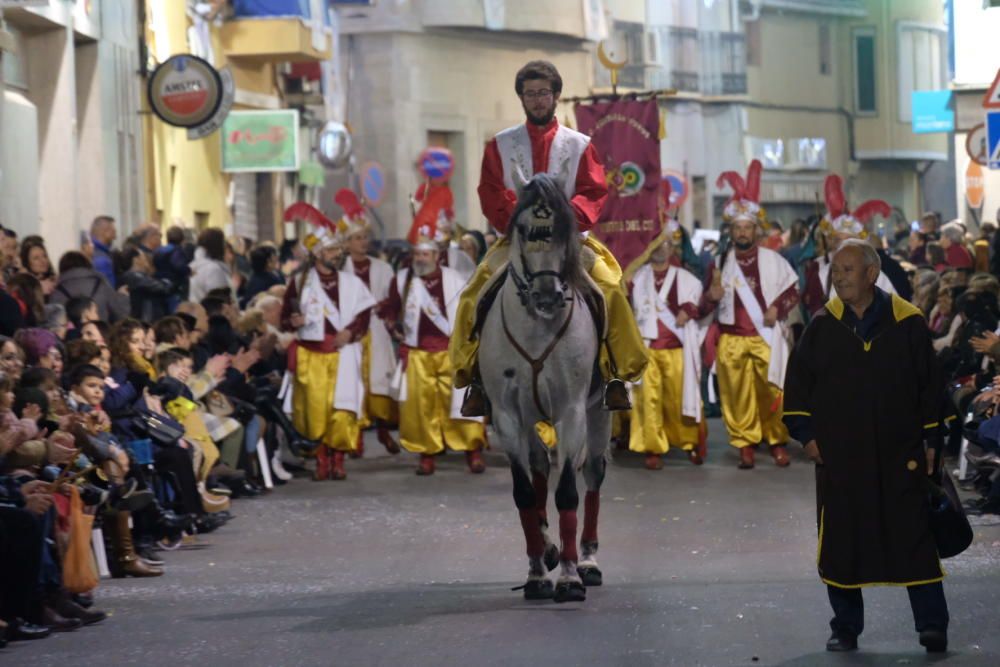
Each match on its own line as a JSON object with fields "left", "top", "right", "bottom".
{"left": 783, "top": 289, "right": 944, "bottom": 589}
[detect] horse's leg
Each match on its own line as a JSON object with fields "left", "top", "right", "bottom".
{"left": 510, "top": 455, "right": 552, "bottom": 600}
{"left": 529, "top": 441, "right": 559, "bottom": 571}
{"left": 553, "top": 457, "right": 585, "bottom": 602}
{"left": 579, "top": 408, "right": 612, "bottom": 587}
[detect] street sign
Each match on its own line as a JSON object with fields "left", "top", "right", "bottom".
{"left": 417, "top": 147, "right": 454, "bottom": 182}
{"left": 661, "top": 169, "right": 689, "bottom": 208}
{"left": 966, "top": 161, "right": 985, "bottom": 209}
{"left": 148, "top": 55, "right": 224, "bottom": 129}
{"left": 911, "top": 90, "right": 954, "bottom": 133}
{"left": 360, "top": 161, "right": 386, "bottom": 207}
{"left": 222, "top": 110, "right": 300, "bottom": 173}
{"left": 984, "top": 69, "right": 1000, "bottom": 109}
{"left": 967, "top": 123, "right": 987, "bottom": 166}
{"left": 988, "top": 111, "right": 1000, "bottom": 170}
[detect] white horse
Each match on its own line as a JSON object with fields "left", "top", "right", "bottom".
{"left": 478, "top": 173, "right": 611, "bottom": 602}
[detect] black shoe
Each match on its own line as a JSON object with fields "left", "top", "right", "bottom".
{"left": 72, "top": 593, "right": 94, "bottom": 609}
{"left": 460, "top": 383, "right": 489, "bottom": 418}
{"left": 137, "top": 548, "right": 165, "bottom": 566}
{"left": 109, "top": 483, "right": 154, "bottom": 513}
{"left": 79, "top": 483, "right": 109, "bottom": 507}
{"left": 194, "top": 513, "right": 229, "bottom": 534}
{"left": 602, "top": 379, "right": 631, "bottom": 411}
{"left": 48, "top": 593, "right": 107, "bottom": 626}
{"left": 159, "top": 510, "right": 196, "bottom": 532}
{"left": 6, "top": 618, "right": 50, "bottom": 641}
{"left": 966, "top": 499, "right": 1000, "bottom": 516}
{"left": 39, "top": 606, "right": 83, "bottom": 632}
{"left": 919, "top": 629, "right": 948, "bottom": 653}
{"left": 825, "top": 633, "right": 858, "bottom": 652}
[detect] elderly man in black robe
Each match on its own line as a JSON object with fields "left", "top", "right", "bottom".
{"left": 783, "top": 238, "right": 949, "bottom": 654}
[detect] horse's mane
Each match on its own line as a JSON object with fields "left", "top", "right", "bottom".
{"left": 509, "top": 174, "right": 586, "bottom": 289}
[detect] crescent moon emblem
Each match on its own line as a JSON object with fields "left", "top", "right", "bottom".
{"left": 597, "top": 41, "right": 627, "bottom": 70}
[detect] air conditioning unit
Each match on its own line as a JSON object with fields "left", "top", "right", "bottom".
{"left": 785, "top": 138, "right": 827, "bottom": 171}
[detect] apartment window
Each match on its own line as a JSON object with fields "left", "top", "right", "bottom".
{"left": 1, "top": 27, "right": 27, "bottom": 90}
{"left": 897, "top": 22, "right": 947, "bottom": 123}
{"left": 819, "top": 23, "right": 831, "bottom": 75}
{"left": 853, "top": 27, "right": 877, "bottom": 115}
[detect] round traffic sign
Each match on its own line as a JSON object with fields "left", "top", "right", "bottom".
{"left": 661, "top": 169, "right": 689, "bottom": 209}
{"left": 417, "top": 147, "right": 454, "bottom": 182}
{"left": 966, "top": 123, "right": 987, "bottom": 167}
{"left": 361, "top": 161, "right": 386, "bottom": 207}
{"left": 966, "top": 161, "right": 985, "bottom": 210}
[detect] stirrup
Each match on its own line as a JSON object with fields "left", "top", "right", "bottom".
{"left": 602, "top": 378, "right": 631, "bottom": 411}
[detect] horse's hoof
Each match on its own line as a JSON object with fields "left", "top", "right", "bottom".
{"left": 577, "top": 566, "right": 603, "bottom": 587}
{"left": 523, "top": 578, "right": 554, "bottom": 601}
{"left": 553, "top": 580, "right": 586, "bottom": 603}
{"left": 543, "top": 543, "right": 560, "bottom": 572}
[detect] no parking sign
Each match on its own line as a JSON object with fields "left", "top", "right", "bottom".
{"left": 661, "top": 169, "right": 689, "bottom": 208}
{"left": 360, "top": 161, "right": 386, "bottom": 207}
{"left": 417, "top": 147, "right": 454, "bottom": 182}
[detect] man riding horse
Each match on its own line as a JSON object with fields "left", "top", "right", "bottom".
{"left": 449, "top": 60, "right": 648, "bottom": 416}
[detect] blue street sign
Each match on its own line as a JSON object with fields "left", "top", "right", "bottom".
{"left": 988, "top": 111, "right": 1000, "bottom": 170}
{"left": 911, "top": 90, "right": 953, "bottom": 134}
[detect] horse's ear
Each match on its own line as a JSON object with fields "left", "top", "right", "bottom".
{"left": 511, "top": 163, "right": 529, "bottom": 199}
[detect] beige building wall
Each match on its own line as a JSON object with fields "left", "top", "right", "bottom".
{"left": 346, "top": 30, "right": 591, "bottom": 238}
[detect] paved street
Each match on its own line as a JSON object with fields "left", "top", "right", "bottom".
{"left": 11, "top": 419, "right": 1000, "bottom": 667}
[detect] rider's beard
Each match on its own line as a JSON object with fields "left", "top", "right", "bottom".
{"left": 413, "top": 260, "right": 435, "bottom": 277}
{"left": 650, "top": 246, "right": 671, "bottom": 266}
{"left": 319, "top": 255, "right": 342, "bottom": 272}
{"left": 524, "top": 101, "right": 556, "bottom": 126}
{"left": 733, "top": 238, "right": 755, "bottom": 251}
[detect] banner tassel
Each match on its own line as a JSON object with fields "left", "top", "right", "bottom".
{"left": 659, "top": 106, "right": 667, "bottom": 140}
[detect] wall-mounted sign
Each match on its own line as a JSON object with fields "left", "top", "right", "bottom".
{"left": 417, "top": 147, "right": 454, "bottom": 182}
{"left": 148, "top": 55, "right": 223, "bottom": 129}
{"left": 188, "top": 66, "right": 235, "bottom": 140}
{"left": 911, "top": 90, "right": 954, "bottom": 134}
{"left": 316, "top": 121, "right": 352, "bottom": 169}
{"left": 361, "top": 161, "right": 386, "bottom": 207}
{"left": 222, "top": 110, "right": 300, "bottom": 173}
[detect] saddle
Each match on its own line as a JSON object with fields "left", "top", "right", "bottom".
{"left": 470, "top": 244, "right": 607, "bottom": 343}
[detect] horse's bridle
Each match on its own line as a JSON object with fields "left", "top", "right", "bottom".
{"left": 509, "top": 219, "right": 570, "bottom": 310}
{"left": 500, "top": 291, "right": 576, "bottom": 423}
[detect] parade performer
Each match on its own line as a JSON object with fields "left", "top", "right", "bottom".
{"left": 280, "top": 203, "right": 375, "bottom": 480}
{"left": 382, "top": 218, "right": 486, "bottom": 476}
{"left": 411, "top": 179, "right": 476, "bottom": 281}
{"left": 334, "top": 188, "right": 401, "bottom": 458}
{"left": 706, "top": 160, "right": 799, "bottom": 469}
{"left": 628, "top": 215, "right": 708, "bottom": 469}
{"left": 801, "top": 174, "right": 895, "bottom": 316}
{"left": 783, "top": 239, "right": 950, "bottom": 654}
{"left": 450, "top": 60, "right": 647, "bottom": 415}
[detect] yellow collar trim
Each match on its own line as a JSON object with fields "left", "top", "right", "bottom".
{"left": 824, "top": 293, "right": 923, "bottom": 324}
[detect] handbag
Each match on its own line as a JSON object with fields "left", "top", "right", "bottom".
{"left": 62, "top": 486, "right": 99, "bottom": 594}
{"left": 134, "top": 410, "right": 185, "bottom": 445}
{"left": 205, "top": 390, "right": 255, "bottom": 423}
{"left": 924, "top": 469, "right": 974, "bottom": 559}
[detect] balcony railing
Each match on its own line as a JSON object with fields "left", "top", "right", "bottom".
{"left": 595, "top": 22, "right": 746, "bottom": 96}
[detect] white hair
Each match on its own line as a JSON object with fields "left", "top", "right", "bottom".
{"left": 833, "top": 238, "right": 881, "bottom": 272}
{"left": 940, "top": 221, "right": 965, "bottom": 244}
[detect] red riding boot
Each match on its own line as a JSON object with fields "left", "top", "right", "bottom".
{"left": 416, "top": 454, "right": 435, "bottom": 476}
{"left": 738, "top": 446, "right": 755, "bottom": 470}
{"left": 349, "top": 433, "right": 364, "bottom": 459}
{"left": 377, "top": 426, "right": 400, "bottom": 454}
{"left": 770, "top": 444, "right": 790, "bottom": 467}
{"left": 644, "top": 454, "right": 663, "bottom": 470}
{"left": 466, "top": 449, "right": 486, "bottom": 474}
{"left": 313, "top": 447, "right": 331, "bottom": 481}
{"left": 330, "top": 451, "right": 347, "bottom": 480}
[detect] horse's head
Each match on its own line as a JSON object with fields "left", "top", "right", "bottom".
{"left": 508, "top": 170, "right": 583, "bottom": 319}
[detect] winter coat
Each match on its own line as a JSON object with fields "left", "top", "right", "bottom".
{"left": 188, "top": 247, "right": 233, "bottom": 303}
{"left": 49, "top": 267, "right": 130, "bottom": 323}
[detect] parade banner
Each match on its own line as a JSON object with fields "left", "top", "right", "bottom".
{"left": 574, "top": 98, "right": 661, "bottom": 271}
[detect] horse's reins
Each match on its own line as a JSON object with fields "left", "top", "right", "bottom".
{"left": 500, "top": 290, "right": 576, "bottom": 422}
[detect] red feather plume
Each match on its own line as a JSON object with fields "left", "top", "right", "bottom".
{"left": 283, "top": 202, "right": 334, "bottom": 230}
{"left": 661, "top": 179, "right": 673, "bottom": 208}
{"left": 823, "top": 175, "right": 846, "bottom": 219}
{"left": 334, "top": 188, "right": 365, "bottom": 219}
{"left": 715, "top": 171, "right": 745, "bottom": 204}
{"left": 744, "top": 160, "right": 762, "bottom": 203}
{"left": 851, "top": 200, "right": 892, "bottom": 224}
